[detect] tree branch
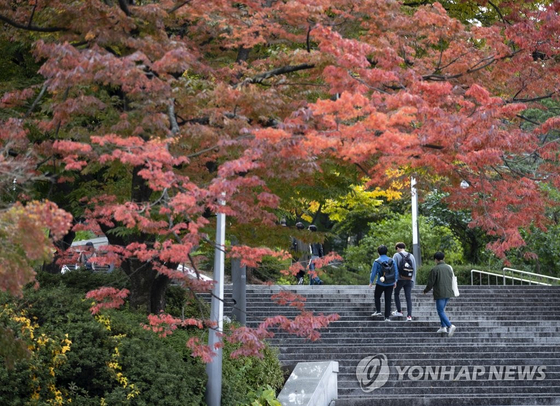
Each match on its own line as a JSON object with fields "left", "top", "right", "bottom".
{"left": 0, "top": 13, "right": 67, "bottom": 32}
{"left": 402, "top": 1, "right": 431, "bottom": 6}
{"left": 24, "top": 82, "right": 48, "bottom": 119}
{"left": 354, "top": 162, "right": 370, "bottom": 177}
{"left": 186, "top": 135, "right": 254, "bottom": 159}
{"left": 510, "top": 92, "right": 556, "bottom": 103}
{"left": 516, "top": 114, "right": 541, "bottom": 126}
{"left": 168, "top": 99, "right": 180, "bottom": 136}
{"left": 487, "top": 1, "right": 510, "bottom": 25}
{"left": 423, "top": 50, "right": 521, "bottom": 82}
{"left": 421, "top": 143, "right": 445, "bottom": 150}
{"left": 27, "top": 4, "right": 37, "bottom": 28}
{"left": 466, "top": 55, "right": 501, "bottom": 74}
{"left": 236, "top": 46, "right": 251, "bottom": 63}
{"left": 511, "top": 80, "right": 528, "bottom": 101}
{"left": 237, "top": 63, "right": 315, "bottom": 87}
{"left": 306, "top": 23, "right": 313, "bottom": 53}
{"left": 117, "top": 0, "right": 131, "bottom": 16}
{"left": 168, "top": 0, "right": 192, "bottom": 14}
{"left": 438, "top": 51, "right": 469, "bottom": 71}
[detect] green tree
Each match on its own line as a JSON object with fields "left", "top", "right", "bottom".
{"left": 323, "top": 179, "right": 403, "bottom": 244}
{"left": 345, "top": 213, "right": 464, "bottom": 274}
{"left": 422, "top": 191, "right": 491, "bottom": 264}
{"left": 504, "top": 185, "right": 560, "bottom": 276}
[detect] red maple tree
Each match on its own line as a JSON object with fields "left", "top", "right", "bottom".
{"left": 2, "top": 0, "right": 560, "bottom": 357}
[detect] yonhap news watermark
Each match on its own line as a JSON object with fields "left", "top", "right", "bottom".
{"left": 356, "top": 354, "right": 546, "bottom": 393}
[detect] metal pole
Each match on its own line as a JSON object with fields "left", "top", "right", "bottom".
{"left": 206, "top": 195, "right": 226, "bottom": 406}
{"left": 411, "top": 177, "right": 422, "bottom": 267}
{"left": 231, "top": 257, "right": 246, "bottom": 325}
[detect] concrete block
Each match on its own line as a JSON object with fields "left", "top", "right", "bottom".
{"left": 278, "top": 361, "right": 339, "bottom": 406}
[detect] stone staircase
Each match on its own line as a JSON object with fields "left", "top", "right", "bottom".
{"left": 222, "top": 285, "right": 560, "bottom": 405}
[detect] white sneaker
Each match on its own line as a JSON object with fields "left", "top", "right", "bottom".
{"left": 392, "top": 311, "right": 403, "bottom": 317}
{"left": 384, "top": 318, "right": 391, "bottom": 322}
{"left": 448, "top": 325, "right": 457, "bottom": 337}
{"left": 436, "top": 327, "right": 448, "bottom": 334}
{"left": 371, "top": 311, "right": 382, "bottom": 317}
{"left": 406, "top": 316, "right": 412, "bottom": 321}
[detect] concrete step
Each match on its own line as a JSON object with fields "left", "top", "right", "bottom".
{"left": 229, "top": 288, "right": 560, "bottom": 294}
{"left": 333, "top": 395, "right": 560, "bottom": 406}
{"left": 227, "top": 294, "right": 560, "bottom": 299}
{"left": 259, "top": 324, "right": 560, "bottom": 332}
{"left": 275, "top": 349, "right": 560, "bottom": 358}
{"left": 227, "top": 284, "right": 560, "bottom": 404}
{"left": 337, "top": 384, "right": 560, "bottom": 395}
{"left": 268, "top": 336, "right": 559, "bottom": 345}
{"left": 276, "top": 351, "right": 560, "bottom": 362}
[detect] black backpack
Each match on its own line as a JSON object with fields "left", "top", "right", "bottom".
{"left": 398, "top": 252, "right": 414, "bottom": 280}
{"left": 376, "top": 258, "right": 396, "bottom": 284}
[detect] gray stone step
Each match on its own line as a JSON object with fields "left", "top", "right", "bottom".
{"left": 333, "top": 396, "right": 560, "bottom": 406}
{"left": 276, "top": 349, "right": 560, "bottom": 359}
{"left": 338, "top": 383, "right": 560, "bottom": 394}
{"left": 222, "top": 284, "right": 560, "bottom": 404}
{"left": 270, "top": 334, "right": 560, "bottom": 341}
{"left": 261, "top": 325, "right": 560, "bottom": 333}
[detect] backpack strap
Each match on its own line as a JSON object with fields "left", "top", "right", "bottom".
{"left": 397, "top": 252, "right": 406, "bottom": 268}
{"left": 375, "top": 258, "right": 392, "bottom": 268}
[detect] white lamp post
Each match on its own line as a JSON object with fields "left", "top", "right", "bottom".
{"left": 411, "top": 177, "right": 421, "bottom": 266}
{"left": 206, "top": 194, "right": 226, "bottom": 406}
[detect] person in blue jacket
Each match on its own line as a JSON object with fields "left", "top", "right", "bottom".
{"left": 369, "top": 245, "right": 398, "bottom": 321}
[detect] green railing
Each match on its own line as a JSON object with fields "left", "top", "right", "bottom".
{"left": 471, "top": 267, "right": 560, "bottom": 286}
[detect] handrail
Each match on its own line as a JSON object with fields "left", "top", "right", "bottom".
{"left": 471, "top": 269, "right": 554, "bottom": 286}
{"left": 502, "top": 267, "right": 560, "bottom": 285}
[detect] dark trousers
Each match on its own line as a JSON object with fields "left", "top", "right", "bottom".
{"left": 394, "top": 279, "right": 413, "bottom": 317}
{"left": 374, "top": 284, "right": 394, "bottom": 318}
{"left": 308, "top": 256, "right": 322, "bottom": 285}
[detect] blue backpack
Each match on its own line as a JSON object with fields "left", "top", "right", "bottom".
{"left": 376, "top": 258, "right": 395, "bottom": 284}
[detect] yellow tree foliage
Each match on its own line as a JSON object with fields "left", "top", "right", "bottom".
{"left": 323, "top": 181, "right": 402, "bottom": 223}
{"left": 0, "top": 202, "right": 71, "bottom": 296}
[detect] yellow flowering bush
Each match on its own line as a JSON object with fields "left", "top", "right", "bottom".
{"left": 0, "top": 304, "right": 72, "bottom": 405}
{"left": 95, "top": 315, "right": 140, "bottom": 402}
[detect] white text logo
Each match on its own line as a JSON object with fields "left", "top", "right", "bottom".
{"left": 356, "top": 355, "right": 547, "bottom": 392}
{"left": 355, "top": 354, "right": 390, "bottom": 392}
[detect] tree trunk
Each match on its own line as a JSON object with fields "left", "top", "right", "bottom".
{"left": 121, "top": 257, "right": 170, "bottom": 313}
{"left": 100, "top": 165, "right": 171, "bottom": 314}
{"left": 465, "top": 232, "right": 484, "bottom": 264}
{"left": 151, "top": 272, "right": 170, "bottom": 314}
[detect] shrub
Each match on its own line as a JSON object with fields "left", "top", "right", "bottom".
{"left": 319, "top": 264, "right": 365, "bottom": 285}
{"left": 1, "top": 274, "right": 284, "bottom": 405}
{"left": 0, "top": 286, "right": 207, "bottom": 405}
{"left": 36, "top": 268, "right": 128, "bottom": 294}
{"left": 222, "top": 341, "right": 284, "bottom": 405}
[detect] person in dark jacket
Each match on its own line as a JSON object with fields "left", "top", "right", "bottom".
{"left": 369, "top": 245, "right": 398, "bottom": 321}
{"left": 424, "top": 251, "right": 456, "bottom": 336}
{"left": 307, "top": 225, "right": 323, "bottom": 285}
{"left": 291, "top": 222, "right": 310, "bottom": 284}
{"left": 79, "top": 242, "right": 96, "bottom": 271}
{"left": 392, "top": 242, "right": 417, "bottom": 321}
